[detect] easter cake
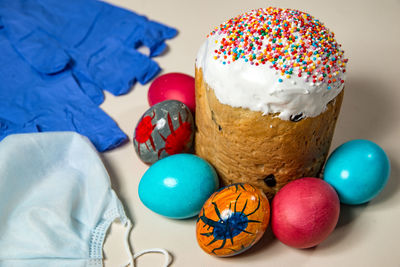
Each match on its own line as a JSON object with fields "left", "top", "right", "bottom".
{"left": 195, "top": 7, "right": 347, "bottom": 199}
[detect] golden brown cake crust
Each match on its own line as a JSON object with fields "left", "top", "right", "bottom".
{"left": 194, "top": 67, "right": 344, "bottom": 199}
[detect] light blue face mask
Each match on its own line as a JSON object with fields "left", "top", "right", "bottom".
{"left": 0, "top": 132, "right": 170, "bottom": 267}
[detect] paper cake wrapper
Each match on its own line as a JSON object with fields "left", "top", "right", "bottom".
{"left": 194, "top": 67, "right": 344, "bottom": 199}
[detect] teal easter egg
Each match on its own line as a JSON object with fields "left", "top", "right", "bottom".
{"left": 324, "top": 139, "right": 390, "bottom": 205}
{"left": 138, "top": 154, "right": 219, "bottom": 219}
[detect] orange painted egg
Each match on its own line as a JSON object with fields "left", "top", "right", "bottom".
{"left": 196, "top": 183, "right": 270, "bottom": 257}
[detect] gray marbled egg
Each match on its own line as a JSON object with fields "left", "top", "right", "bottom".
{"left": 133, "top": 100, "right": 194, "bottom": 165}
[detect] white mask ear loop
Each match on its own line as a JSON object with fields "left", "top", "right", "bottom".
{"left": 122, "top": 219, "right": 172, "bottom": 267}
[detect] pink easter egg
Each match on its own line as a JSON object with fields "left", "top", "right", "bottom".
{"left": 271, "top": 177, "right": 340, "bottom": 249}
{"left": 148, "top": 73, "right": 195, "bottom": 113}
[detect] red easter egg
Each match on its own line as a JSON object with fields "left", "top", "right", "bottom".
{"left": 148, "top": 73, "right": 195, "bottom": 113}
{"left": 271, "top": 177, "right": 340, "bottom": 249}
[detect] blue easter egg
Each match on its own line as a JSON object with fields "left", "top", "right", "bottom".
{"left": 138, "top": 154, "right": 219, "bottom": 219}
{"left": 324, "top": 139, "right": 390, "bottom": 205}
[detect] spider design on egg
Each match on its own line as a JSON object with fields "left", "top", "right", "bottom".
{"left": 134, "top": 110, "right": 157, "bottom": 155}
{"left": 197, "top": 185, "right": 262, "bottom": 255}
{"left": 158, "top": 110, "right": 193, "bottom": 158}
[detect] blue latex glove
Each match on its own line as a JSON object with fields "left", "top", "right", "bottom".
{"left": 0, "top": 0, "right": 178, "bottom": 104}
{"left": 0, "top": 27, "right": 127, "bottom": 152}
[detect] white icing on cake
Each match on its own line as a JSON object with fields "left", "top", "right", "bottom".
{"left": 196, "top": 8, "right": 347, "bottom": 120}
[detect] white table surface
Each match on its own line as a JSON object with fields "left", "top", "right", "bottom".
{"left": 100, "top": 0, "right": 400, "bottom": 266}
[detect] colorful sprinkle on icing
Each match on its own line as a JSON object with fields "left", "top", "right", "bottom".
{"left": 207, "top": 7, "right": 348, "bottom": 87}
